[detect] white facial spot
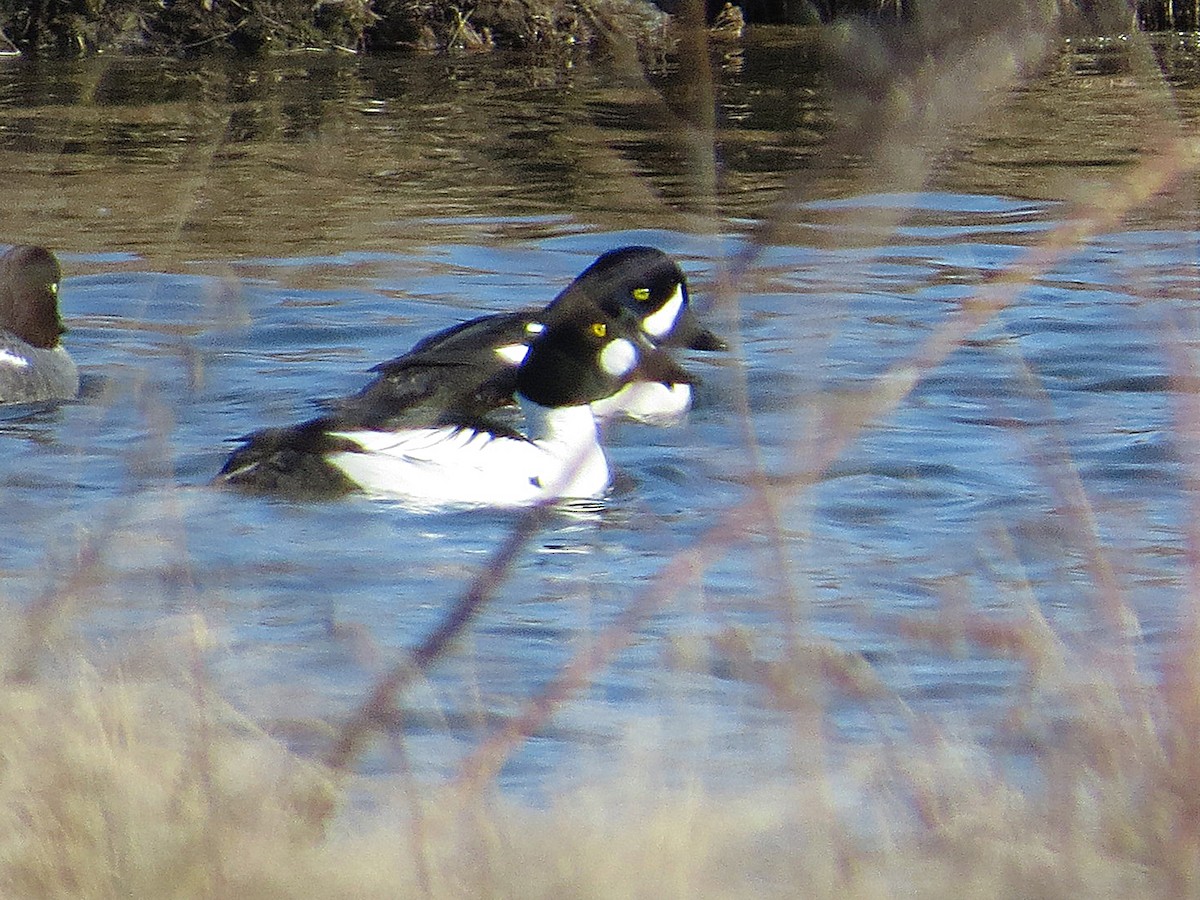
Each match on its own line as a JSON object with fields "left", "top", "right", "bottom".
{"left": 640, "top": 283, "right": 684, "bottom": 339}
{"left": 494, "top": 343, "right": 530, "bottom": 365}
{"left": 598, "top": 337, "right": 637, "bottom": 378}
{"left": 0, "top": 349, "right": 30, "bottom": 368}
{"left": 524, "top": 321, "right": 545, "bottom": 335}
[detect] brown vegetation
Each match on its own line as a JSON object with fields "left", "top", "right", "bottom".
{"left": 0, "top": 0, "right": 672, "bottom": 55}
{"left": 0, "top": 0, "right": 1186, "bottom": 56}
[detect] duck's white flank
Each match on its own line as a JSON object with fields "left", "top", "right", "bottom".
{"left": 325, "top": 397, "right": 608, "bottom": 507}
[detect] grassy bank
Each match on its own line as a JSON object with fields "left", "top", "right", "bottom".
{"left": 0, "top": 0, "right": 673, "bottom": 56}
{"left": 0, "top": 0, "right": 1184, "bottom": 56}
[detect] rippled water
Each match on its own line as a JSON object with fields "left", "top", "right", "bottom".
{"left": 0, "top": 31, "right": 1197, "bottom": 795}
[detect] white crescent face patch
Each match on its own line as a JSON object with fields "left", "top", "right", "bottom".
{"left": 640, "top": 283, "right": 685, "bottom": 339}
{"left": 598, "top": 337, "right": 637, "bottom": 378}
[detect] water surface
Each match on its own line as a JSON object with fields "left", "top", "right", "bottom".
{"left": 0, "top": 31, "right": 1196, "bottom": 795}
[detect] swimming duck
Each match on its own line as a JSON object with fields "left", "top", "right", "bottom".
{"left": 330, "top": 245, "right": 725, "bottom": 431}
{"left": 0, "top": 245, "right": 78, "bottom": 404}
{"left": 216, "top": 300, "right": 694, "bottom": 505}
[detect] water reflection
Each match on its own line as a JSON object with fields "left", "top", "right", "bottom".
{"left": 1, "top": 35, "right": 1184, "bottom": 256}
{"left": 0, "top": 37, "right": 841, "bottom": 257}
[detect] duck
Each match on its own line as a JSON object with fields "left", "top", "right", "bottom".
{"left": 327, "top": 245, "right": 725, "bottom": 431}
{"left": 216, "top": 246, "right": 722, "bottom": 504}
{"left": 215, "top": 302, "right": 695, "bottom": 505}
{"left": 0, "top": 245, "right": 78, "bottom": 404}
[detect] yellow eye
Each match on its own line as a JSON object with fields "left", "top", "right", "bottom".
{"left": 632, "top": 287, "right": 651, "bottom": 302}
{"left": 591, "top": 322, "right": 607, "bottom": 337}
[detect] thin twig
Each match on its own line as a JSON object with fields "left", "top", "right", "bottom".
{"left": 324, "top": 502, "right": 553, "bottom": 771}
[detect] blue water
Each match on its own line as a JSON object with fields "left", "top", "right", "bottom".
{"left": 0, "top": 36, "right": 1196, "bottom": 796}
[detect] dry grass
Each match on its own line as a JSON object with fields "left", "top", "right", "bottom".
{"left": 0, "top": 589, "right": 1197, "bottom": 897}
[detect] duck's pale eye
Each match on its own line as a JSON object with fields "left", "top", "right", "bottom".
{"left": 598, "top": 337, "right": 637, "bottom": 377}
{"left": 591, "top": 322, "right": 607, "bottom": 337}
{"left": 632, "top": 287, "right": 651, "bottom": 302}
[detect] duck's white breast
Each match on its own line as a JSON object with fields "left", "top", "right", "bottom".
{"left": 0, "top": 337, "right": 78, "bottom": 404}
{"left": 589, "top": 381, "right": 692, "bottom": 426}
